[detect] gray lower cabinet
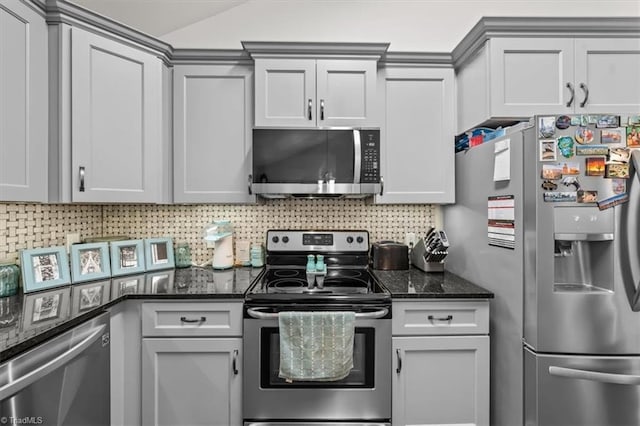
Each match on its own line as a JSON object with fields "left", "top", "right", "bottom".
{"left": 141, "top": 301, "right": 243, "bottom": 426}
{"left": 173, "top": 64, "right": 254, "bottom": 203}
{"left": 0, "top": 0, "right": 47, "bottom": 202}
{"left": 392, "top": 300, "right": 490, "bottom": 426}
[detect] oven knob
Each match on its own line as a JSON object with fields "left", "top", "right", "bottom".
{"left": 346, "top": 236, "right": 354, "bottom": 244}
{"left": 272, "top": 236, "right": 279, "bottom": 243}
{"left": 282, "top": 236, "right": 289, "bottom": 243}
{"left": 356, "top": 236, "right": 364, "bottom": 244}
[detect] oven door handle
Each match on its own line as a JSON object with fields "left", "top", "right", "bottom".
{"left": 246, "top": 307, "right": 389, "bottom": 319}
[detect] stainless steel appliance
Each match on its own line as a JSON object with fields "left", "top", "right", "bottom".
{"left": 0, "top": 312, "right": 110, "bottom": 425}
{"left": 444, "top": 115, "right": 640, "bottom": 426}
{"left": 251, "top": 129, "right": 381, "bottom": 197}
{"left": 370, "top": 241, "right": 409, "bottom": 270}
{"left": 243, "top": 230, "right": 391, "bottom": 426}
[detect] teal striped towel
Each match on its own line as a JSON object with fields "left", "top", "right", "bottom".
{"left": 278, "top": 311, "right": 356, "bottom": 382}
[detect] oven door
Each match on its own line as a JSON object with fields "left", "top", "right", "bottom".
{"left": 243, "top": 309, "right": 391, "bottom": 422}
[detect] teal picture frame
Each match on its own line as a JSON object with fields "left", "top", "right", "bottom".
{"left": 144, "top": 237, "right": 175, "bottom": 271}
{"left": 110, "top": 239, "right": 146, "bottom": 276}
{"left": 70, "top": 242, "right": 111, "bottom": 283}
{"left": 20, "top": 246, "right": 72, "bottom": 293}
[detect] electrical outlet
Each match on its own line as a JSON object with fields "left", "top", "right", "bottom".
{"left": 66, "top": 233, "right": 81, "bottom": 253}
{"left": 405, "top": 232, "right": 417, "bottom": 248}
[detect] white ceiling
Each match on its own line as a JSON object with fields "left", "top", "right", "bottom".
{"left": 70, "top": 0, "right": 249, "bottom": 36}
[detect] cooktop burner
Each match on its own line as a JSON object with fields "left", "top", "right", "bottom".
{"left": 262, "top": 268, "right": 372, "bottom": 295}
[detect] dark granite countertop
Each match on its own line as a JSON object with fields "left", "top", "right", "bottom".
{"left": 0, "top": 266, "right": 262, "bottom": 362}
{"left": 373, "top": 268, "right": 494, "bottom": 299}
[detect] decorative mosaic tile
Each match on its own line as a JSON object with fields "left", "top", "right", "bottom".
{"left": 2, "top": 200, "right": 435, "bottom": 266}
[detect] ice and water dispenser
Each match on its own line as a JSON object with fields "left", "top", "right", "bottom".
{"left": 553, "top": 206, "right": 614, "bottom": 292}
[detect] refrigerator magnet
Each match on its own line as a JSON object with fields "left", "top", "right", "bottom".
{"left": 604, "top": 163, "right": 630, "bottom": 179}
{"left": 585, "top": 157, "right": 606, "bottom": 176}
{"left": 541, "top": 180, "right": 558, "bottom": 191}
{"left": 626, "top": 126, "right": 640, "bottom": 147}
{"left": 557, "top": 136, "right": 574, "bottom": 157}
{"left": 612, "top": 179, "right": 626, "bottom": 194}
{"left": 561, "top": 176, "right": 581, "bottom": 190}
{"left": 540, "top": 139, "right": 557, "bottom": 161}
{"left": 543, "top": 191, "right": 577, "bottom": 202}
{"left": 560, "top": 162, "right": 580, "bottom": 176}
{"left": 597, "top": 193, "right": 629, "bottom": 211}
{"left": 555, "top": 115, "right": 571, "bottom": 129}
{"left": 601, "top": 128, "right": 624, "bottom": 144}
{"left": 541, "top": 163, "right": 563, "bottom": 180}
{"left": 575, "top": 127, "right": 594, "bottom": 144}
{"left": 577, "top": 190, "right": 598, "bottom": 203}
{"left": 628, "top": 116, "right": 640, "bottom": 126}
{"left": 576, "top": 145, "right": 609, "bottom": 156}
{"left": 608, "top": 147, "right": 631, "bottom": 163}
{"left": 596, "top": 115, "right": 620, "bottom": 128}
{"left": 539, "top": 117, "right": 556, "bottom": 137}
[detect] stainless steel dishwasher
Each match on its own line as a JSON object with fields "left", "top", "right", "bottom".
{"left": 0, "top": 311, "right": 110, "bottom": 425}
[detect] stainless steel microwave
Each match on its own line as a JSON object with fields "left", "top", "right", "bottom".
{"left": 250, "top": 128, "right": 381, "bottom": 198}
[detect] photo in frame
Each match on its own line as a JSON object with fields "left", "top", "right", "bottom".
{"left": 20, "top": 247, "right": 72, "bottom": 293}
{"left": 144, "top": 238, "right": 175, "bottom": 271}
{"left": 21, "top": 286, "right": 71, "bottom": 332}
{"left": 110, "top": 240, "right": 145, "bottom": 276}
{"left": 70, "top": 279, "right": 111, "bottom": 316}
{"left": 111, "top": 274, "right": 144, "bottom": 298}
{"left": 145, "top": 269, "right": 175, "bottom": 294}
{"left": 70, "top": 242, "right": 111, "bottom": 283}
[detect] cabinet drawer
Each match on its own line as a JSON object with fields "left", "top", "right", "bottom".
{"left": 392, "top": 300, "right": 489, "bottom": 336}
{"left": 142, "top": 301, "right": 242, "bottom": 337}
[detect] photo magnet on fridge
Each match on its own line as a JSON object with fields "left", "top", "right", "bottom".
{"left": 596, "top": 115, "right": 620, "bottom": 128}
{"left": 543, "top": 191, "right": 577, "bottom": 202}
{"left": 539, "top": 139, "right": 557, "bottom": 161}
{"left": 585, "top": 157, "right": 606, "bottom": 176}
{"left": 575, "top": 145, "right": 609, "bottom": 156}
{"left": 604, "top": 163, "right": 630, "bottom": 179}
{"left": 601, "top": 129, "right": 624, "bottom": 144}
{"left": 577, "top": 190, "right": 598, "bottom": 204}
{"left": 597, "top": 193, "right": 629, "bottom": 211}
{"left": 612, "top": 178, "right": 626, "bottom": 194}
{"left": 541, "top": 163, "right": 563, "bottom": 180}
{"left": 608, "top": 147, "right": 631, "bottom": 164}
{"left": 627, "top": 126, "right": 640, "bottom": 147}
{"left": 539, "top": 117, "right": 556, "bottom": 137}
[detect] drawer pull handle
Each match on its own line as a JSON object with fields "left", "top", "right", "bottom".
{"left": 232, "top": 349, "right": 239, "bottom": 375}
{"left": 428, "top": 314, "right": 453, "bottom": 322}
{"left": 180, "top": 316, "right": 206, "bottom": 323}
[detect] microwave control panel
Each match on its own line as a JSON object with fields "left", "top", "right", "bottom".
{"left": 360, "top": 130, "right": 380, "bottom": 183}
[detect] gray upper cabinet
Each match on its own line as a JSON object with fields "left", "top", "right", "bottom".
{"left": 375, "top": 66, "right": 456, "bottom": 204}
{"left": 254, "top": 58, "right": 377, "bottom": 128}
{"left": 173, "top": 64, "right": 255, "bottom": 203}
{"left": 456, "top": 24, "right": 640, "bottom": 132}
{"left": 0, "top": 0, "right": 47, "bottom": 202}
{"left": 49, "top": 24, "right": 167, "bottom": 203}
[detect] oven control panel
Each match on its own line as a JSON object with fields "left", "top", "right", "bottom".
{"left": 267, "top": 230, "right": 369, "bottom": 252}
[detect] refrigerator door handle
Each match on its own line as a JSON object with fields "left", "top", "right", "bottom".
{"left": 630, "top": 150, "right": 640, "bottom": 311}
{"left": 549, "top": 366, "right": 640, "bottom": 385}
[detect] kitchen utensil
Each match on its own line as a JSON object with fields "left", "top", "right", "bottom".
{"left": 370, "top": 241, "right": 409, "bottom": 270}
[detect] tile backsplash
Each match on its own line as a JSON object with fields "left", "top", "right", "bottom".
{"left": 1, "top": 200, "right": 435, "bottom": 265}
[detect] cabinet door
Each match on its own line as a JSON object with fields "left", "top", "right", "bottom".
{"left": 71, "top": 27, "right": 163, "bottom": 202}
{"left": 173, "top": 65, "right": 255, "bottom": 203}
{"left": 0, "top": 0, "right": 47, "bottom": 202}
{"left": 393, "top": 335, "right": 489, "bottom": 426}
{"left": 142, "top": 337, "right": 242, "bottom": 426}
{"left": 489, "top": 38, "right": 575, "bottom": 117}
{"left": 316, "top": 59, "right": 377, "bottom": 127}
{"left": 574, "top": 38, "right": 640, "bottom": 113}
{"left": 254, "top": 58, "right": 316, "bottom": 127}
{"left": 376, "top": 67, "right": 455, "bottom": 204}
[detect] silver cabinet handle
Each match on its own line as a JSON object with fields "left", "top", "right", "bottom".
{"left": 79, "top": 166, "right": 85, "bottom": 192}
{"left": 320, "top": 99, "right": 325, "bottom": 121}
{"left": 246, "top": 307, "right": 388, "bottom": 319}
{"left": 379, "top": 175, "right": 384, "bottom": 196}
{"left": 565, "top": 82, "right": 575, "bottom": 107}
{"left": 248, "top": 174, "right": 253, "bottom": 195}
{"left": 549, "top": 366, "right": 640, "bottom": 385}
{"left": 232, "top": 349, "right": 239, "bottom": 375}
{"left": 0, "top": 324, "right": 106, "bottom": 400}
{"left": 308, "top": 99, "right": 313, "bottom": 120}
{"left": 180, "top": 316, "right": 206, "bottom": 323}
{"left": 396, "top": 348, "right": 402, "bottom": 374}
{"left": 428, "top": 314, "right": 453, "bottom": 321}
{"left": 579, "top": 83, "right": 589, "bottom": 107}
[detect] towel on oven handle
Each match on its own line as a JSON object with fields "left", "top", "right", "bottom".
{"left": 278, "top": 311, "right": 356, "bottom": 382}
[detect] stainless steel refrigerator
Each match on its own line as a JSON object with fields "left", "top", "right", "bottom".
{"left": 444, "top": 115, "right": 640, "bottom": 426}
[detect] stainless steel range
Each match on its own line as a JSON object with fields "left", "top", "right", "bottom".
{"left": 243, "top": 230, "right": 391, "bottom": 426}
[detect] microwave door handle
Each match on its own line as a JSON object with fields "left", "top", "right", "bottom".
{"left": 353, "top": 130, "right": 361, "bottom": 184}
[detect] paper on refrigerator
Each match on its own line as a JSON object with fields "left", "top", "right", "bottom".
{"left": 493, "top": 139, "right": 511, "bottom": 181}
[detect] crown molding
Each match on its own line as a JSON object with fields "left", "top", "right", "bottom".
{"left": 453, "top": 16, "right": 640, "bottom": 68}
{"left": 381, "top": 51, "right": 453, "bottom": 67}
{"left": 171, "top": 49, "right": 253, "bottom": 65}
{"left": 242, "top": 41, "right": 390, "bottom": 60}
